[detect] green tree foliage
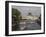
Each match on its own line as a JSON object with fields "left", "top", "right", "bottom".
{"left": 12, "top": 8, "right": 21, "bottom": 21}
{"left": 12, "top": 8, "right": 21, "bottom": 15}
{"left": 12, "top": 8, "right": 21, "bottom": 31}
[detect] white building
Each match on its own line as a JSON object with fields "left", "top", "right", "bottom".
{"left": 22, "top": 16, "right": 39, "bottom": 20}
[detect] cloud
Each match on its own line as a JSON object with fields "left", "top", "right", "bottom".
{"left": 12, "top": 6, "right": 41, "bottom": 16}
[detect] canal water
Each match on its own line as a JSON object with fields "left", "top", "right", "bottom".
{"left": 19, "top": 20, "right": 41, "bottom": 30}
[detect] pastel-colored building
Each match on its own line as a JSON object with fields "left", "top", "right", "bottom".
{"left": 22, "top": 16, "right": 39, "bottom": 20}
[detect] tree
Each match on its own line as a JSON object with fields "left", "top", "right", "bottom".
{"left": 36, "top": 14, "right": 41, "bottom": 26}
{"left": 39, "top": 14, "right": 41, "bottom": 26}
{"left": 12, "top": 8, "right": 21, "bottom": 31}
{"left": 28, "top": 13, "right": 32, "bottom": 16}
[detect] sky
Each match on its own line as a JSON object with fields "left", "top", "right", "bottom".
{"left": 12, "top": 6, "right": 41, "bottom": 16}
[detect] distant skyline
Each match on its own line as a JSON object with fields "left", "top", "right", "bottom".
{"left": 12, "top": 6, "right": 41, "bottom": 16}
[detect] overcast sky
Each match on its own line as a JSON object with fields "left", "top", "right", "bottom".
{"left": 12, "top": 6, "right": 41, "bottom": 16}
